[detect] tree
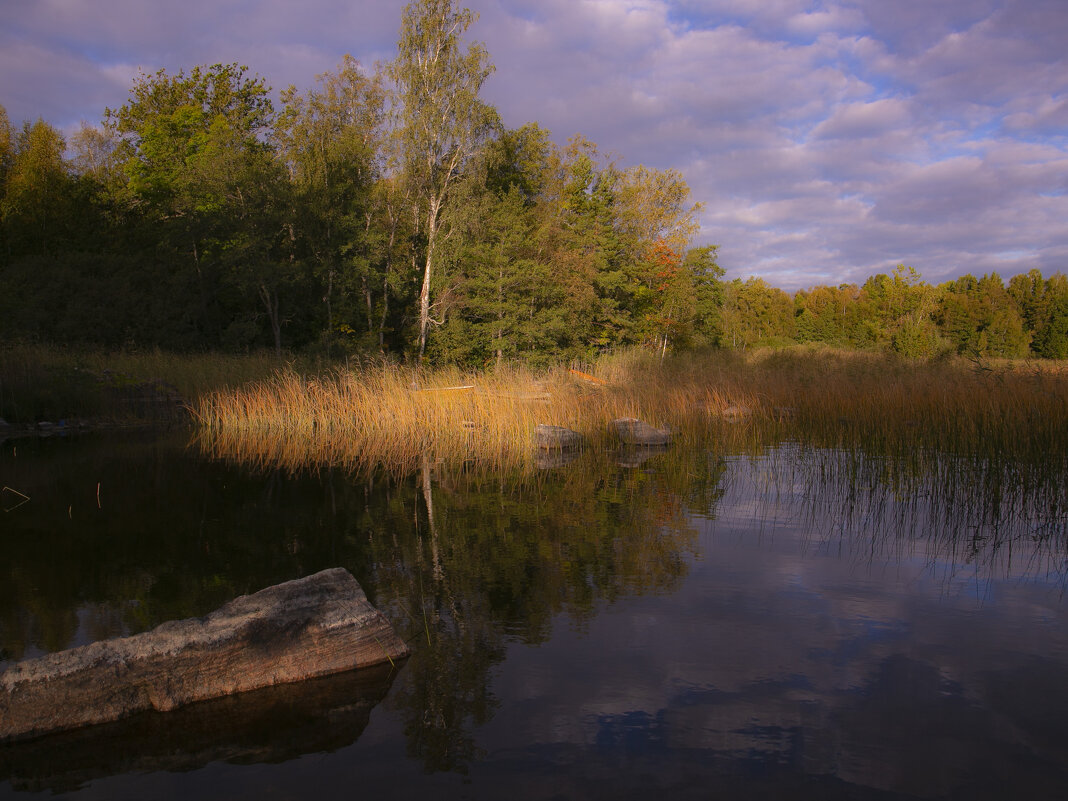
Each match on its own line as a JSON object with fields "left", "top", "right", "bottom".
{"left": 0, "top": 119, "right": 76, "bottom": 257}
{"left": 392, "top": 0, "right": 497, "bottom": 359}
{"left": 276, "top": 56, "right": 387, "bottom": 352}
{"left": 683, "top": 245, "right": 725, "bottom": 348}
{"left": 538, "top": 135, "right": 618, "bottom": 350}
{"left": 70, "top": 123, "right": 124, "bottom": 185}
{"left": 1033, "top": 273, "right": 1068, "bottom": 358}
{"left": 107, "top": 63, "right": 284, "bottom": 349}
{"left": 611, "top": 165, "right": 703, "bottom": 352}
{"left": 720, "top": 277, "right": 794, "bottom": 348}
{"left": 935, "top": 272, "right": 1029, "bottom": 358}
{"left": 861, "top": 265, "right": 941, "bottom": 356}
{"left": 0, "top": 104, "right": 12, "bottom": 196}
{"left": 432, "top": 125, "right": 597, "bottom": 366}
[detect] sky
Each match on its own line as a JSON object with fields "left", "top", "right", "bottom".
{"left": 2, "top": 0, "right": 1066, "bottom": 290}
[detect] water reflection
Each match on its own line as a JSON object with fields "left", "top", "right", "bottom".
{"left": 2, "top": 429, "right": 1067, "bottom": 799}
{"left": 463, "top": 448, "right": 1067, "bottom": 798}
{"left": 0, "top": 662, "right": 399, "bottom": 794}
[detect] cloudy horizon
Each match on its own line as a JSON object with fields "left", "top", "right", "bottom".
{"left": 2, "top": 0, "right": 1065, "bottom": 291}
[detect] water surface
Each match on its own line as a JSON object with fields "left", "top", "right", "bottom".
{"left": 1, "top": 430, "right": 1066, "bottom": 799}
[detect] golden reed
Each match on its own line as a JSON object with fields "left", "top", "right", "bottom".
{"left": 194, "top": 347, "right": 1068, "bottom": 475}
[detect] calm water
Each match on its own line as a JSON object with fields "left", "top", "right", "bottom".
{"left": 1, "top": 429, "right": 1067, "bottom": 799}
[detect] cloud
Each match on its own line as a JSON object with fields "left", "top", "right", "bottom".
{"left": 812, "top": 98, "right": 912, "bottom": 140}
{"left": 473, "top": 452, "right": 1068, "bottom": 796}
{"left": 2, "top": 0, "right": 1065, "bottom": 290}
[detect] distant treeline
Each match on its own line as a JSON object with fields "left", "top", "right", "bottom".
{"left": 1, "top": 1, "right": 1065, "bottom": 363}
{"left": 721, "top": 265, "right": 1068, "bottom": 359}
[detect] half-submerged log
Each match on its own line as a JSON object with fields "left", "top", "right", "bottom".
{"left": 613, "top": 417, "right": 671, "bottom": 446}
{"left": 535, "top": 423, "right": 583, "bottom": 450}
{"left": 0, "top": 568, "right": 409, "bottom": 743}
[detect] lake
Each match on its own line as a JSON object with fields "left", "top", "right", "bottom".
{"left": 2, "top": 427, "right": 1067, "bottom": 799}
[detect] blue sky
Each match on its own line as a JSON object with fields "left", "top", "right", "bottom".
{"left": 2, "top": 0, "right": 1066, "bottom": 290}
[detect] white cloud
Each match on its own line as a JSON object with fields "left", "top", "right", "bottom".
{"left": 812, "top": 98, "right": 912, "bottom": 140}
{"left": 1, "top": 0, "right": 1065, "bottom": 290}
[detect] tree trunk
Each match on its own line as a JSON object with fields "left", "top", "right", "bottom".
{"left": 260, "top": 283, "right": 282, "bottom": 358}
{"left": 378, "top": 188, "right": 402, "bottom": 351}
{"left": 418, "top": 195, "right": 441, "bottom": 361}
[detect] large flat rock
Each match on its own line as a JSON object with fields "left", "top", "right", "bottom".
{"left": 0, "top": 568, "right": 409, "bottom": 742}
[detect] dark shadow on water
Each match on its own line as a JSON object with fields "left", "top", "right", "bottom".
{"left": 0, "top": 661, "right": 402, "bottom": 794}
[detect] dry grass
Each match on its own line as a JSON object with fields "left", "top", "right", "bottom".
{"left": 0, "top": 344, "right": 297, "bottom": 424}
{"left": 194, "top": 346, "right": 1068, "bottom": 474}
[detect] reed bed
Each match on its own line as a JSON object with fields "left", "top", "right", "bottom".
{"left": 195, "top": 347, "right": 1068, "bottom": 475}
{"left": 0, "top": 344, "right": 297, "bottom": 424}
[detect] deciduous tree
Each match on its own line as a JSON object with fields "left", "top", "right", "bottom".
{"left": 392, "top": 0, "right": 497, "bottom": 359}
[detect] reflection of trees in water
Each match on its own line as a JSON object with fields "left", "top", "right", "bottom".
{"left": 367, "top": 447, "right": 724, "bottom": 772}
{"left": 6, "top": 426, "right": 1066, "bottom": 777}
{"left": 0, "top": 434, "right": 723, "bottom": 773}
{"left": 0, "top": 433, "right": 376, "bottom": 665}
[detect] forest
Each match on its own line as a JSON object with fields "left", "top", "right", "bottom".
{"left": 1, "top": 0, "right": 1066, "bottom": 365}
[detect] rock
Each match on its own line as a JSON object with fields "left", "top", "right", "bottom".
{"left": 613, "top": 417, "right": 671, "bottom": 446}
{"left": 721, "top": 404, "right": 751, "bottom": 422}
{"left": 0, "top": 568, "right": 409, "bottom": 743}
{"left": 535, "top": 423, "right": 583, "bottom": 450}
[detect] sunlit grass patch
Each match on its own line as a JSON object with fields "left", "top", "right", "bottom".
{"left": 195, "top": 347, "right": 1068, "bottom": 474}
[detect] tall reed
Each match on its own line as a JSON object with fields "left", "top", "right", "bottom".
{"left": 195, "top": 347, "right": 1068, "bottom": 475}
{"left": 0, "top": 344, "right": 307, "bottom": 424}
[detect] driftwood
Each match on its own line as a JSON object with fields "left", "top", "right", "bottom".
{"left": 613, "top": 417, "right": 672, "bottom": 446}
{"left": 568, "top": 368, "right": 609, "bottom": 387}
{"left": 535, "top": 423, "right": 583, "bottom": 450}
{"left": 0, "top": 568, "right": 409, "bottom": 743}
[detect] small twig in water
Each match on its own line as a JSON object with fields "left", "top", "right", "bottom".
{"left": 2, "top": 486, "right": 30, "bottom": 513}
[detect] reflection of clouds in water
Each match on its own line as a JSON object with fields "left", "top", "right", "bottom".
{"left": 480, "top": 449, "right": 1068, "bottom": 795}
{"left": 710, "top": 449, "right": 1068, "bottom": 591}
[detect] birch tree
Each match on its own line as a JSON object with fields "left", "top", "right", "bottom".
{"left": 391, "top": 0, "right": 496, "bottom": 359}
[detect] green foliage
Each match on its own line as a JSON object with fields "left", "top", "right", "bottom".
{"left": 793, "top": 284, "right": 874, "bottom": 348}
{"left": 935, "top": 272, "right": 1030, "bottom": 358}
{"left": 2, "top": 8, "right": 1066, "bottom": 366}
{"left": 719, "top": 277, "right": 795, "bottom": 348}
{"left": 276, "top": 56, "right": 388, "bottom": 353}
{"left": 0, "top": 119, "right": 84, "bottom": 257}
{"left": 1033, "top": 274, "right": 1068, "bottom": 358}
{"left": 392, "top": 0, "right": 498, "bottom": 358}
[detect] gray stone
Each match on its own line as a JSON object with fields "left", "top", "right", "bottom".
{"left": 613, "top": 417, "right": 671, "bottom": 446}
{"left": 0, "top": 568, "right": 409, "bottom": 742}
{"left": 535, "top": 423, "right": 583, "bottom": 450}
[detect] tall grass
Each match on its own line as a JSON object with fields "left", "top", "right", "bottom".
{"left": 195, "top": 346, "right": 1068, "bottom": 475}
{"left": 0, "top": 344, "right": 306, "bottom": 425}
